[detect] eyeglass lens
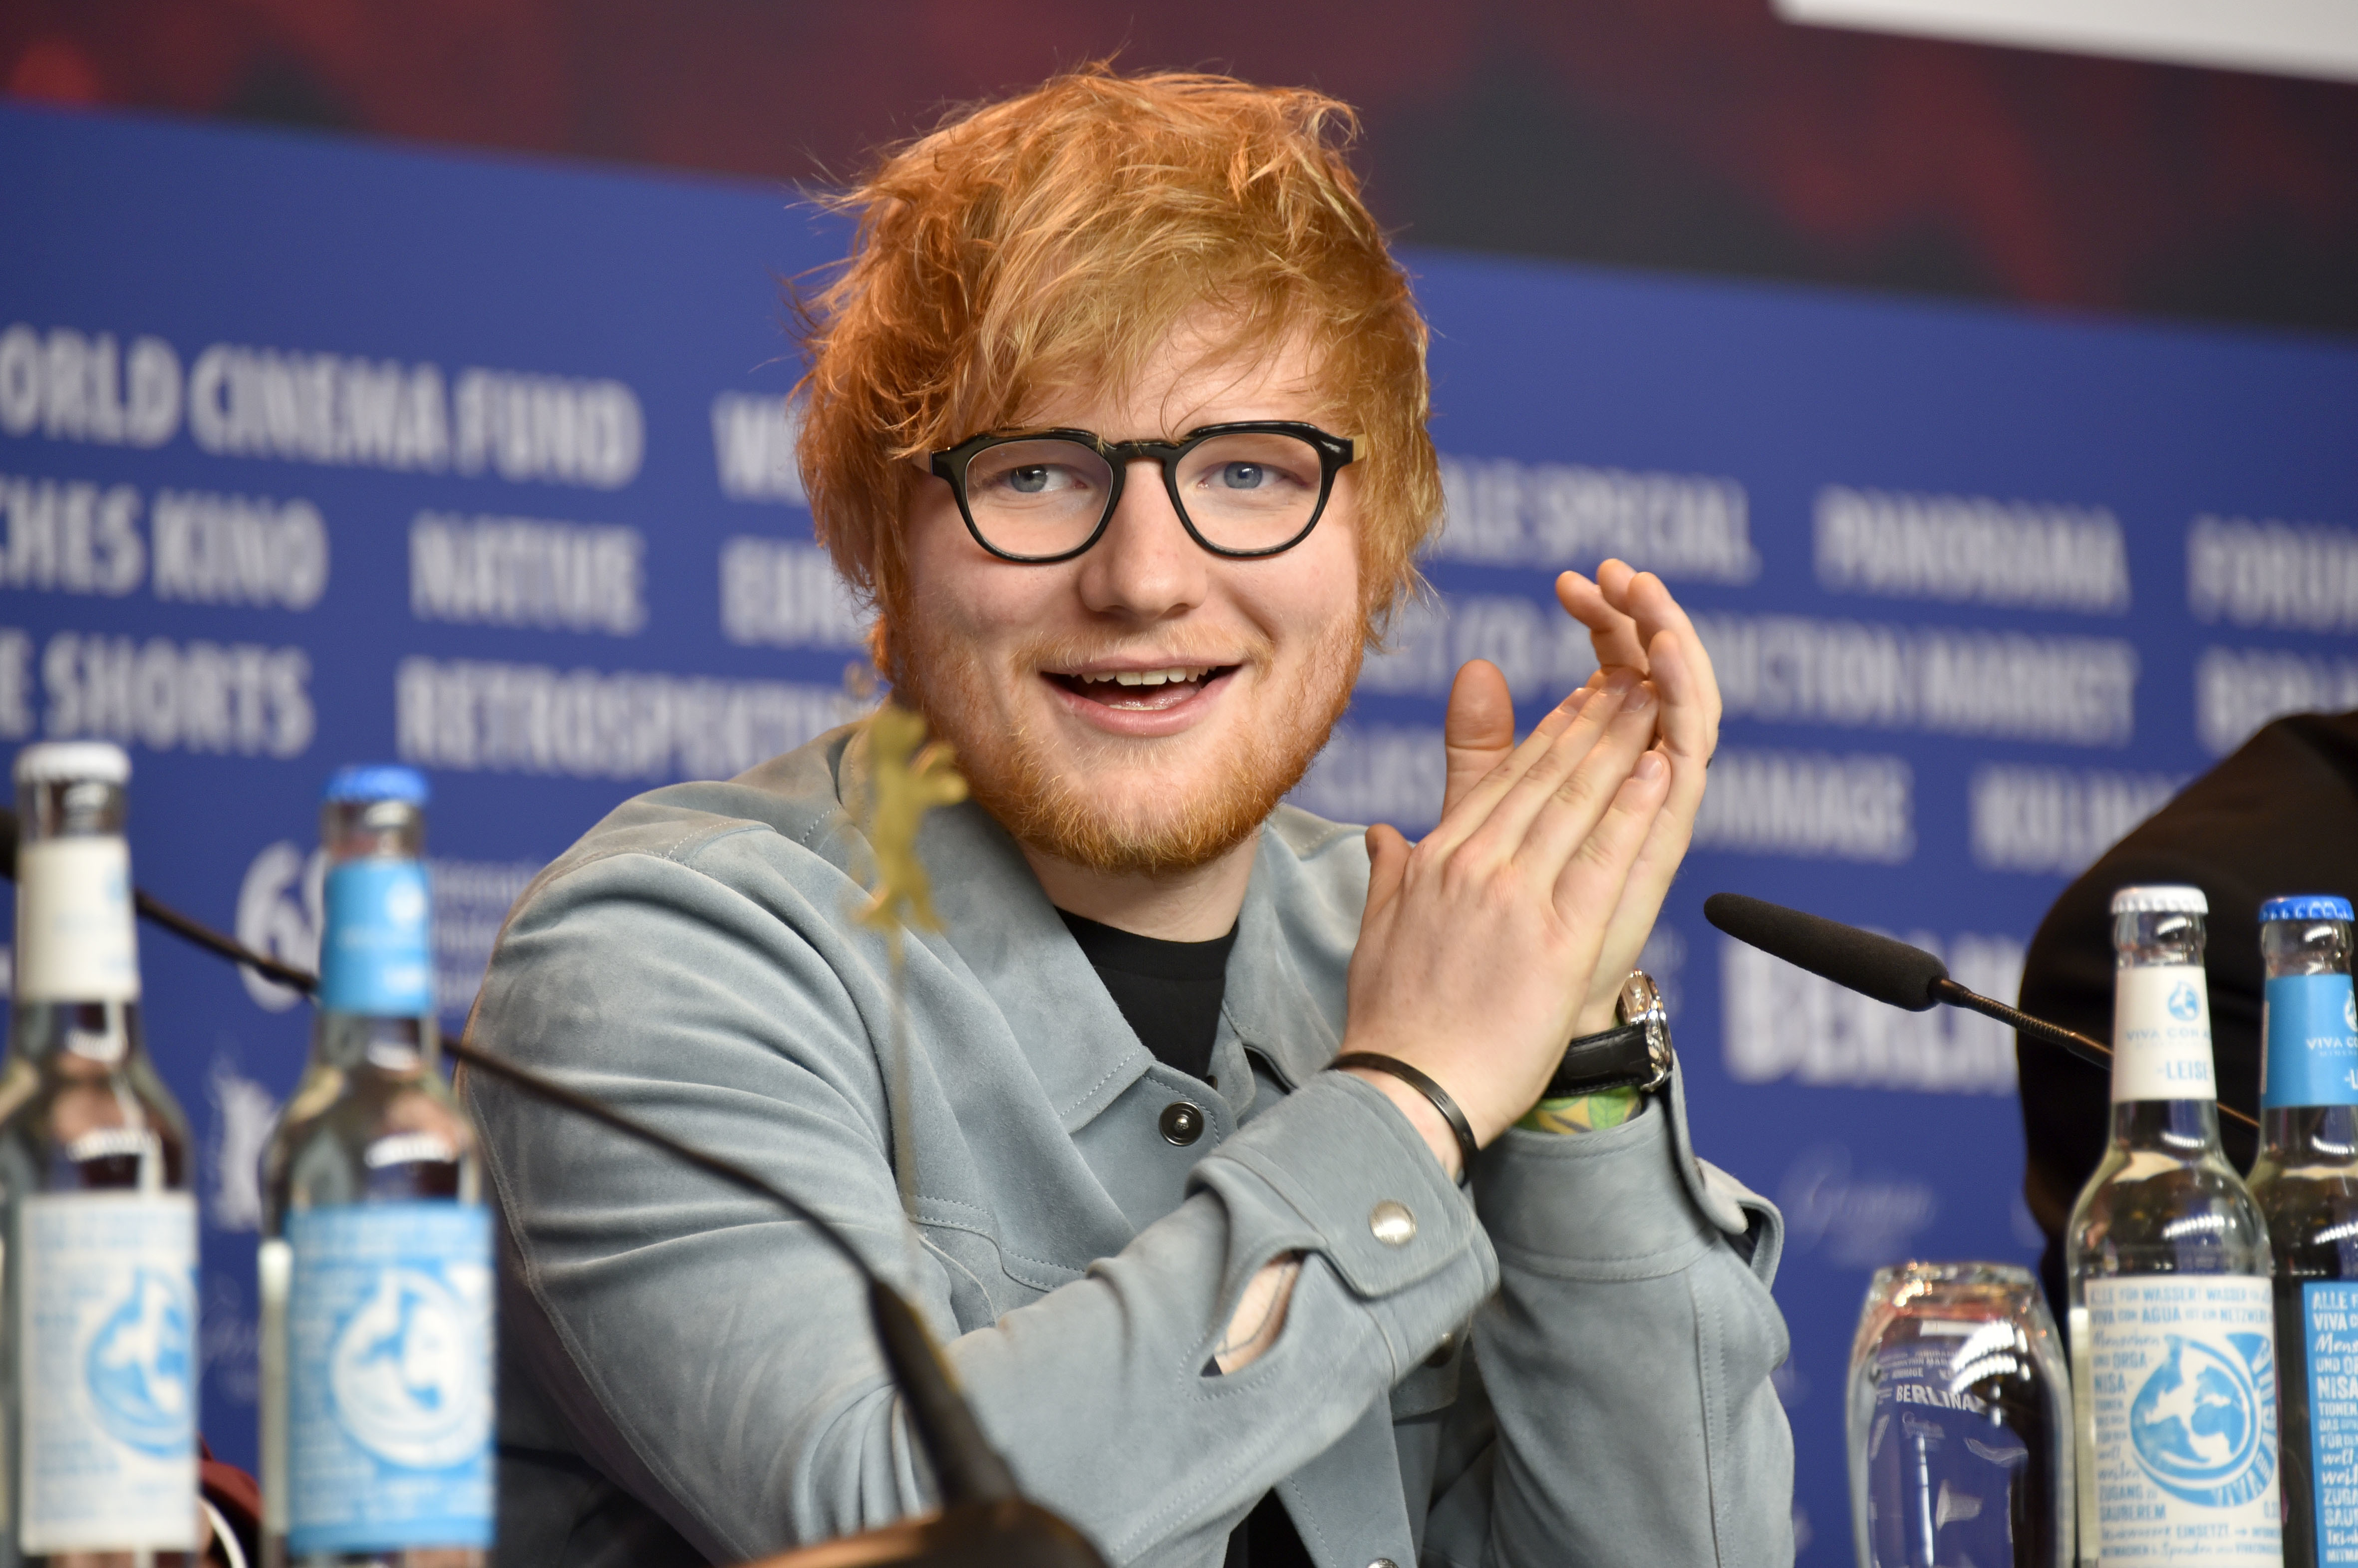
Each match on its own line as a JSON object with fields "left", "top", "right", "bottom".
{"left": 961, "top": 432, "right": 1326, "bottom": 557}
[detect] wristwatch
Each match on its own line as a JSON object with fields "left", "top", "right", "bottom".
{"left": 1541, "top": 971, "right": 1674, "bottom": 1100}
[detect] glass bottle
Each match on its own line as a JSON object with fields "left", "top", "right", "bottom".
{"left": 2066, "top": 884, "right": 2281, "bottom": 1568}
{"left": 0, "top": 741, "right": 200, "bottom": 1565}
{"left": 1847, "top": 1260, "right": 2073, "bottom": 1567}
{"left": 259, "top": 766, "right": 491, "bottom": 1568}
{"left": 2246, "top": 895, "right": 2358, "bottom": 1568}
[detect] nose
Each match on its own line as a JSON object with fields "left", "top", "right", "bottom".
{"left": 1073, "top": 457, "right": 1209, "bottom": 621}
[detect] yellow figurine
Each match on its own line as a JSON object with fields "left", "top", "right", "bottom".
{"left": 856, "top": 703, "right": 969, "bottom": 939}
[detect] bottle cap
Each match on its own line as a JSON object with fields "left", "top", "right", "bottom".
{"left": 323, "top": 764, "right": 430, "bottom": 806}
{"left": 13, "top": 741, "right": 131, "bottom": 786}
{"left": 2110, "top": 884, "right": 2208, "bottom": 915}
{"left": 2261, "top": 894, "right": 2354, "bottom": 923}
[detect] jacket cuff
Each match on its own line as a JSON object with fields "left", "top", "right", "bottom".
{"left": 1197, "top": 1071, "right": 1485, "bottom": 1293}
{"left": 1474, "top": 1095, "right": 1724, "bottom": 1279}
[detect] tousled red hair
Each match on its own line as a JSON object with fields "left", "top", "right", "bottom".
{"left": 794, "top": 66, "right": 1443, "bottom": 661}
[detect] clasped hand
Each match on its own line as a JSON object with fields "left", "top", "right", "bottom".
{"left": 1339, "top": 561, "right": 1722, "bottom": 1170}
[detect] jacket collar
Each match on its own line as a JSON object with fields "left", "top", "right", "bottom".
{"left": 831, "top": 722, "right": 1354, "bottom": 1132}
{"left": 1214, "top": 822, "right": 1354, "bottom": 1093}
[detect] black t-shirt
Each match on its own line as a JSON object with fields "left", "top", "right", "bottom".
{"left": 1056, "top": 911, "right": 1313, "bottom": 1568}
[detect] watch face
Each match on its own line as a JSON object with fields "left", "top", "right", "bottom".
{"left": 1615, "top": 970, "right": 1664, "bottom": 1026}
{"left": 1609, "top": 970, "right": 1675, "bottom": 1092}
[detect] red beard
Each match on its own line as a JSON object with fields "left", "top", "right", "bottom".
{"left": 888, "top": 611, "right": 1364, "bottom": 877}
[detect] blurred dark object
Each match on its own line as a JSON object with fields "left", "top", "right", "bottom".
{"left": 3, "top": 0, "right": 2357, "bottom": 336}
{"left": 2016, "top": 712, "right": 2358, "bottom": 1329}
{"left": 201, "top": 1441, "right": 262, "bottom": 1568}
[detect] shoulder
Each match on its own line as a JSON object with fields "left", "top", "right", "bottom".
{"left": 1253, "top": 803, "right": 1371, "bottom": 975}
{"left": 466, "top": 726, "right": 889, "bottom": 1067}
{"left": 497, "top": 725, "right": 868, "bottom": 952}
{"left": 1262, "top": 803, "right": 1370, "bottom": 906}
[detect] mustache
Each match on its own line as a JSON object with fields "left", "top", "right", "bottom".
{"left": 1018, "top": 629, "right": 1273, "bottom": 673}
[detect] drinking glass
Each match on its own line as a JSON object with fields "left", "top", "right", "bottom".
{"left": 1849, "top": 1261, "right": 2073, "bottom": 1568}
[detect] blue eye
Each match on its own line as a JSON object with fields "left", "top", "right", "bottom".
{"left": 1009, "top": 466, "right": 1051, "bottom": 494}
{"left": 1219, "top": 463, "right": 1266, "bottom": 489}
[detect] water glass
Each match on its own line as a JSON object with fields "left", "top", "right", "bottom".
{"left": 1849, "top": 1261, "right": 2073, "bottom": 1568}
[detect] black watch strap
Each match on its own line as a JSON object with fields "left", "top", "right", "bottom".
{"left": 1542, "top": 971, "right": 1675, "bottom": 1100}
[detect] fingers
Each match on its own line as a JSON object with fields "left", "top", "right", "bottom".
{"left": 1497, "top": 671, "right": 1664, "bottom": 876}
{"left": 1634, "top": 621, "right": 1718, "bottom": 860}
{"left": 1557, "top": 569, "right": 1648, "bottom": 669}
{"left": 1567, "top": 781, "right": 1699, "bottom": 1032}
{"left": 1564, "top": 561, "right": 1721, "bottom": 779}
{"left": 1560, "top": 564, "right": 1722, "bottom": 714}
{"left": 1416, "top": 679, "right": 1599, "bottom": 859}
{"left": 1441, "top": 660, "right": 1515, "bottom": 821}
{"left": 1473, "top": 675, "right": 1640, "bottom": 854}
{"left": 1363, "top": 822, "right": 1411, "bottom": 931}
{"left": 1618, "top": 788, "right": 1698, "bottom": 928}
{"left": 1553, "top": 750, "right": 1674, "bottom": 930}
{"left": 1611, "top": 569, "right": 1722, "bottom": 728}
{"left": 1425, "top": 566, "right": 1716, "bottom": 876}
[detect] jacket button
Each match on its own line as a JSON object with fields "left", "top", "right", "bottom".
{"left": 1425, "top": 1330, "right": 1457, "bottom": 1368}
{"left": 1370, "top": 1200, "right": 1416, "bottom": 1246}
{"left": 1159, "top": 1101, "right": 1204, "bottom": 1146}
{"left": 1371, "top": 1560, "right": 1401, "bottom": 1568}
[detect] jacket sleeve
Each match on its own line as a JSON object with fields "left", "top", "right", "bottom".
{"left": 1422, "top": 1072, "right": 1795, "bottom": 1568}
{"left": 465, "top": 841, "right": 1495, "bottom": 1567}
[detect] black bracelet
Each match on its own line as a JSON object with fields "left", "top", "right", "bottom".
{"left": 1331, "top": 1052, "right": 1480, "bottom": 1177}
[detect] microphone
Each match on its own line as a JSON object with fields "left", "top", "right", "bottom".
{"left": 0, "top": 806, "right": 1103, "bottom": 1568}
{"left": 1701, "top": 892, "right": 2260, "bottom": 1133}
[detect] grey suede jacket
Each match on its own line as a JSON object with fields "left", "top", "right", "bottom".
{"left": 463, "top": 724, "right": 1795, "bottom": 1568}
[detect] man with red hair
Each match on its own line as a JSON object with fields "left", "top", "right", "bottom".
{"left": 470, "top": 69, "right": 1791, "bottom": 1568}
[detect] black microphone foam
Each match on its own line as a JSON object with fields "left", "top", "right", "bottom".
{"left": 1702, "top": 892, "right": 1949, "bottom": 1012}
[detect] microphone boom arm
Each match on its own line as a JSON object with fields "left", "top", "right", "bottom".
{"left": 1927, "top": 978, "right": 2111, "bottom": 1074}
{"left": 1703, "top": 891, "right": 2260, "bottom": 1134}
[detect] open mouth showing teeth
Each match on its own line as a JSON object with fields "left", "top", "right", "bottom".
{"left": 1047, "top": 665, "right": 1233, "bottom": 709}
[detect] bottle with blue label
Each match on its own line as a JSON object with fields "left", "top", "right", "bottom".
{"left": 2066, "top": 884, "right": 2282, "bottom": 1568}
{"left": 0, "top": 741, "right": 201, "bottom": 1565}
{"left": 2246, "top": 895, "right": 2358, "bottom": 1568}
{"left": 258, "top": 766, "right": 491, "bottom": 1568}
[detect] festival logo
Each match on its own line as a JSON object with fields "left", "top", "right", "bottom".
{"left": 326, "top": 1267, "right": 489, "bottom": 1471}
{"left": 2127, "top": 1333, "right": 2276, "bottom": 1507}
{"left": 84, "top": 1266, "right": 196, "bottom": 1457}
{"left": 2168, "top": 982, "right": 2203, "bottom": 1023}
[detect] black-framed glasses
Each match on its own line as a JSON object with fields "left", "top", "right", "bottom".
{"left": 928, "top": 421, "right": 1357, "bottom": 564}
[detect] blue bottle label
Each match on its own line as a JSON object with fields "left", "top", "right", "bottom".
{"left": 2263, "top": 973, "right": 2358, "bottom": 1108}
{"left": 287, "top": 1203, "right": 494, "bottom": 1555}
{"left": 319, "top": 859, "right": 433, "bottom": 1015}
{"left": 2306, "top": 1282, "right": 2358, "bottom": 1565}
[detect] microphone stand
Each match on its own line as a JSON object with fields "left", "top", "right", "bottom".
{"left": 1703, "top": 890, "right": 2258, "bottom": 1133}
{"left": 1927, "top": 976, "right": 2116, "bottom": 1078}
{"left": 0, "top": 808, "right": 1103, "bottom": 1568}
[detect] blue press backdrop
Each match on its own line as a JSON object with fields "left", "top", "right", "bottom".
{"left": 6, "top": 101, "right": 2358, "bottom": 1561}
